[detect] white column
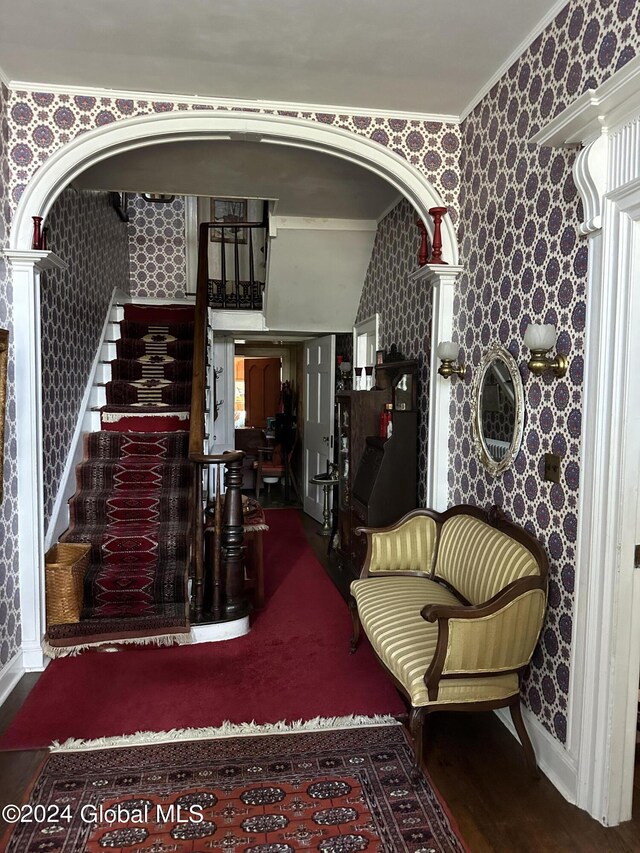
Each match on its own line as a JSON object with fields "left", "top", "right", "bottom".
{"left": 408, "top": 263, "right": 463, "bottom": 511}
{"left": 3, "top": 250, "right": 67, "bottom": 671}
{"left": 530, "top": 54, "right": 640, "bottom": 824}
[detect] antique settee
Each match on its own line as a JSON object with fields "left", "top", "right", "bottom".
{"left": 349, "top": 505, "right": 548, "bottom": 777}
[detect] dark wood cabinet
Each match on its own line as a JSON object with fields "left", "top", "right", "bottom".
{"left": 336, "top": 360, "right": 419, "bottom": 576}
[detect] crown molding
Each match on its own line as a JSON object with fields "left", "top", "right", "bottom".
{"left": 0, "top": 64, "right": 10, "bottom": 89}
{"left": 460, "top": 0, "right": 569, "bottom": 122}
{"left": 7, "top": 78, "right": 460, "bottom": 126}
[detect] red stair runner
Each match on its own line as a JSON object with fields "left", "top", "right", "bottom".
{"left": 46, "top": 304, "right": 195, "bottom": 654}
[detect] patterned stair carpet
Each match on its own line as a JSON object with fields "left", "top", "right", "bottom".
{"left": 45, "top": 303, "right": 195, "bottom": 654}
{"left": 3, "top": 725, "right": 469, "bottom": 853}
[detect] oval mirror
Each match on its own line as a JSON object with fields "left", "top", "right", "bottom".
{"left": 471, "top": 345, "right": 525, "bottom": 476}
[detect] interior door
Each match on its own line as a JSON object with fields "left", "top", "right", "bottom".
{"left": 303, "top": 335, "right": 336, "bottom": 523}
{"left": 244, "top": 357, "right": 282, "bottom": 429}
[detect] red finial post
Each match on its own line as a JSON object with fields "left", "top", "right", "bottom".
{"left": 427, "top": 206, "right": 448, "bottom": 264}
{"left": 417, "top": 219, "right": 429, "bottom": 266}
{"left": 32, "top": 216, "right": 43, "bottom": 250}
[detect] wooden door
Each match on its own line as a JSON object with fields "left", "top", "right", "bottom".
{"left": 244, "top": 358, "right": 281, "bottom": 428}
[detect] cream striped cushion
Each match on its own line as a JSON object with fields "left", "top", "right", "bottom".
{"left": 351, "top": 576, "right": 520, "bottom": 706}
{"left": 436, "top": 515, "right": 539, "bottom": 605}
{"left": 368, "top": 515, "right": 437, "bottom": 575}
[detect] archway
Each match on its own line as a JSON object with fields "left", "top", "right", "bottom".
{"left": 7, "top": 110, "right": 461, "bottom": 670}
{"left": 10, "top": 111, "right": 458, "bottom": 262}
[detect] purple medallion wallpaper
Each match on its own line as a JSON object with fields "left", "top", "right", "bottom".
{"left": 453, "top": 0, "right": 640, "bottom": 741}
{"left": 127, "top": 194, "right": 187, "bottom": 299}
{"left": 41, "top": 189, "right": 130, "bottom": 530}
{"left": 356, "top": 199, "right": 431, "bottom": 505}
{"left": 4, "top": 96, "right": 460, "bottom": 225}
{"left": 0, "top": 82, "right": 21, "bottom": 673}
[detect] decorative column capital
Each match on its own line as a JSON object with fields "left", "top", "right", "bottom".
{"left": 408, "top": 263, "right": 464, "bottom": 288}
{"left": 3, "top": 249, "right": 67, "bottom": 273}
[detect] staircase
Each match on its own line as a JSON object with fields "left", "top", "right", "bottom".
{"left": 46, "top": 304, "right": 195, "bottom": 654}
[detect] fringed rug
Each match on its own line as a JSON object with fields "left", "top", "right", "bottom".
{"left": 46, "top": 304, "right": 194, "bottom": 654}
{"left": 5, "top": 510, "right": 405, "bottom": 749}
{"left": 2, "top": 723, "right": 468, "bottom": 852}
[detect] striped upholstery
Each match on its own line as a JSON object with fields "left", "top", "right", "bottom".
{"left": 436, "top": 515, "right": 539, "bottom": 605}
{"left": 351, "top": 576, "right": 520, "bottom": 706}
{"left": 368, "top": 515, "right": 437, "bottom": 575}
{"left": 442, "top": 589, "right": 547, "bottom": 674}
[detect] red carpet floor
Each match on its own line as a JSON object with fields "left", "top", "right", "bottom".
{"left": 1, "top": 509, "right": 405, "bottom": 750}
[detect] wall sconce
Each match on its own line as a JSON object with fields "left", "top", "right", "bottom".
{"left": 437, "top": 341, "right": 464, "bottom": 379}
{"left": 523, "top": 323, "right": 567, "bottom": 378}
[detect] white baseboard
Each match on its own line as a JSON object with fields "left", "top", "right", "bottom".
{"left": 0, "top": 650, "right": 25, "bottom": 707}
{"left": 21, "top": 641, "right": 47, "bottom": 672}
{"left": 495, "top": 706, "right": 578, "bottom": 804}
{"left": 126, "top": 295, "right": 196, "bottom": 305}
{"left": 191, "top": 617, "right": 250, "bottom": 644}
{"left": 45, "top": 287, "right": 125, "bottom": 549}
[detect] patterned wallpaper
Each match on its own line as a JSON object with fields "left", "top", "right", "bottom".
{"left": 353, "top": 0, "right": 640, "bottom": 746}
{"left": 5, "top": 94, "right": 460, "bottom": 226}
{"left": 357, "top": 199, "right": 431, "bottom": 505}
{"left": 0, "top": 82, "right": 21, "bottom": 673}
{"left": 451, "top": 0, "right": 640, "bottom": 743}
{"left": 127, "top": 194, "right": 187, "bottom": 299}
{"left": 41, "top": 189, "right": 130, "bottom": 530}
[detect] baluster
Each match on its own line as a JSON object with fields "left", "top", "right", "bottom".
{"left": 249, "top": 227, "right": 255, "bottom": 309}
{"left": 193, "top": 463, "right": 205, "bottom": 621}
{"left": 234, "top": 226, "right": 240, "bottom": 308}
{"left": 212, "top": 465, "right": 223, "bottom": 620}
{"left": 221, "top": 229, "right": 227, "bottom": 308}
{"left": 221, "top": 454, "right": 248, "bottom": 618}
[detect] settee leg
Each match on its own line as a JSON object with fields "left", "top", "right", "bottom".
{"left": 408, "top": 707, "right": 425, "bottom": 782}
{"left": 349, "top": 597, "right": 361, "bottom": 654}
{"left": 510, "top": 697, "right": 539, "bottom": 778}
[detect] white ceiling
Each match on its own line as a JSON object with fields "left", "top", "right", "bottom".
{"left": 0, "top": 0, "right": 563, "bottom": 116}
{"left": 74, "top": 141, "right": 400, "bottom": 219}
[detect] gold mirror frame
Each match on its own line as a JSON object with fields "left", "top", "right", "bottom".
{"left": 471, "top": 344, "right": 525, "bottom": 476}
{"left": 0, "top": 329, "right": 7, "bottom": 503}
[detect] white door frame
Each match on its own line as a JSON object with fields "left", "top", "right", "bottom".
{"left": 6, "top": 110, "right": 459, "bottom": 672}
{"left": 531, "top": 54, "right": 640, "bottom": 825}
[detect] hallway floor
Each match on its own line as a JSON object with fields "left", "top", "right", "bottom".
{"left": 1, "top": 511, "right": 639, "bottom": 851}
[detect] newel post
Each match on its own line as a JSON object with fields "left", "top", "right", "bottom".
{"left": 221, "top": 454, "right": 248, "bottom": 618}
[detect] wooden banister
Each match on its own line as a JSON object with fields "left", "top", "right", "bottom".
{"left": 189, "top": 221, "right": 248, "bottom": 622}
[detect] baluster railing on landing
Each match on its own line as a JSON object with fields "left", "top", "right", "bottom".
{"left": 188, "top": 221, "right": 249, "bottom": 623}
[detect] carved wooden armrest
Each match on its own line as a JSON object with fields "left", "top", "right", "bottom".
{"left": 421, "top": 577, "right": 547, "bottom": 700}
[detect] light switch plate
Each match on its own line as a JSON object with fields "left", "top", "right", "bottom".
{"left": 544, "top": 452, "right": 561, "bottom": 483}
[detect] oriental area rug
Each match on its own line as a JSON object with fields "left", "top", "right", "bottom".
{"left": 2, "top": 724, "right": 468, "bottom": 853}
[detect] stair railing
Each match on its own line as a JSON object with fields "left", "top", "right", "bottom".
{"left": 208, "top": 207, "right": 268, "bottom": 310}
{"left": 188, "top": 221, "right": 248, "bottom": 623}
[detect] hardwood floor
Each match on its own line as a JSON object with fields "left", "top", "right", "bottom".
{"left": 1, "top": 511, "right": 639, "bottom": 850}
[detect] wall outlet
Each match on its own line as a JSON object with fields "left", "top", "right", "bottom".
{"left": 544, "top": 452, "right": 561, "bottom": 483}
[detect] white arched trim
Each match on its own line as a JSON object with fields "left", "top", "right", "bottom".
{"left": 6, "top": 109, "right": 459, "bottom": 673}
{"left": 10, "top": 111, "right": 458, "bottom": 264}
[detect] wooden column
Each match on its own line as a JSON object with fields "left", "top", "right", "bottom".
{"left": 221, "top": 454, "right": 248, "bottom": 618}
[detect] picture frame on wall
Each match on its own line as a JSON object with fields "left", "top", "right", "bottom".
{"left": 0, "top": 330, "right": 8, "bottom": 504}
{"left": 210, "top": 198, "right": 247, "bottom": 243}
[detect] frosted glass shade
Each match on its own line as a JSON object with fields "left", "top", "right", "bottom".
{"left": 339, "top": 361, "right": 352, "bottom": 374}
{"left": 437, "top": 341, "right": 459, "bottom": 360}
{"left": 524, "top": 323, "right": 556, "bottom": 351}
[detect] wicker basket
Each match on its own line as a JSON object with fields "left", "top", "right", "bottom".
{"left": 45, "top": 543, "right": 90, "bottom": 626}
